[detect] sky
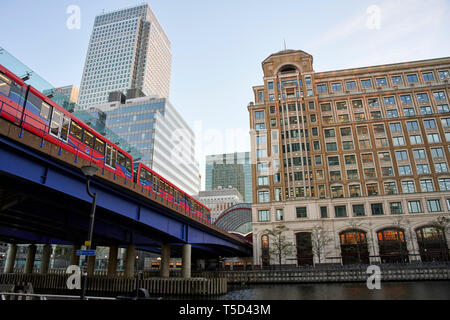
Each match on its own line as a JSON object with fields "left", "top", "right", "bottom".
{"left": 1, "top": 0, "right": 449, "bottom": 189}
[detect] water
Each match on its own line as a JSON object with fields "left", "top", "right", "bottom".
{"left": 167, "top": 281, "right": 450, "bottom": 300}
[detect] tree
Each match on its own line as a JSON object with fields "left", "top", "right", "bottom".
{"left": 311, "top": 225, "right": 332, "bottom": 265}
{"left": 264, "top": 225, "right": 295, "bottom": 270}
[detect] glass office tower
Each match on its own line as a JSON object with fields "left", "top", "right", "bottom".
{"left": 77, "top": 4, "right": 172, "bottom": 110}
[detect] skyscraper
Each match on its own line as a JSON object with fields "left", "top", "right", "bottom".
{"left": 92, "top": 94, "right": 201, "bottom": 195}
{"left": 249, "top": 49, "right": 450, "bottom": 267}
{"left": 205, "top": 152, "right": 253, "bottom": 203}
{"left": 77, "top": 4, "right": 171, "bottom": 110}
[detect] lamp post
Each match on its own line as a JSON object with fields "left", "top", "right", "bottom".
{"left": 80, "top": 165, "right": 98, "bottom": 300}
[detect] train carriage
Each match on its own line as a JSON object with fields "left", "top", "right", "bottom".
{"left": 0, "top": 64, "right": 133, "bottom": 180}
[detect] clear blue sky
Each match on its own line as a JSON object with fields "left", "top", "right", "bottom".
{"left": 1, "top": 0, "right": 449, "bottom": 187}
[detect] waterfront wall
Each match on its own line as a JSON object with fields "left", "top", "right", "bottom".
{"left": 0, "top": 273, "right": 227, "bottom": 296}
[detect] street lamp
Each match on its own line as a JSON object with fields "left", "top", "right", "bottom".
{"left": 80, "top": 165, "right": 98, "bottom": 300}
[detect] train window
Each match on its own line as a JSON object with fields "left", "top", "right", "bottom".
{"left": 83, "top": 130, "right": 94, "bottom": 148}
{"left": 40, "top": 102, "right": 52, "bottom": 121}
{"left": 94, "top": 137, "right": 105, "bottom": 154}
{"left": 117, "top": 151, "right": 126, "bottom": 167}
{"left": 105, "top": 145, "right": 117, "bottom": 168}
{"left": 70, "top": 121, "right": 83, "bottom": 140}
{"left": 27, "top": 92, "right": 43, "bottom": 113}
{"left": 60, "top": 116, "right": 70, "bottom": 140}
{"left": 0, "top": 73, "right": 11, "bottom": 96}
{"left": 50, "top": 109, "right": 62, "bottom": 136}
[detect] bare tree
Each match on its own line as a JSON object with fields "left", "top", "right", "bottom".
{"left": 311, "top": 225, "right": 332, "bottom": 265}
{"left": 264, "top": 225, "right": 295, "bottom": 270}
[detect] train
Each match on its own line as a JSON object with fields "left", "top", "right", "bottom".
{"left": 0, "top": 64, "right": 211, "bottom": 223}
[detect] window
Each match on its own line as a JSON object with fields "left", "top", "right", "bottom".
{"left": 420, "top": 179, "right": 434, "bottom": 192}
{"left": 386, "top": 109, "right": 399, "bottom": 118}
{"left": 438, "top": 178, "right": 450, "bottom": 191}
{"left": 422, "top": 72, "right": 435, "bottom": 81}
{"left": 427, "top": 200, "right": 442, "bottom": 212}
{"left": 404, "top": 108, "right": 416, "bottom": 116}
{"left": 371, "top": 111, "right": 382, "bottom": 119}
{"left": 373, "top": 124, "right": 385, "bottom": 134}
{"left": 343, "top": 141, "right": 354, "bottom": 150}
{"left": 410, "top": 135, "right": 423, "bottom": 144}
{"left": 317, "top": 84, "right": 327, "bottom": 93}
{"left": 384, "top": 96, "right": 396, "bottom": 106}
{"left": 276, "top": 209, "right": 284, "bottom": 221}
{"left": 361, "top": 153, "right": 373, "bottom": 164}
{"left": 381, "top": 167, "right": 394, "bottom": 177}
{"left": 392, "top": 136, "right": 405, "bottom": 146}
{"left": 255, "top": 110, "right": 265, "bottom": 120}
{"left": 416, "top": 93, "right": 429, "bottom": 103}
{"left": 357, "top": 126, "right": 368, "bottom": 135}
{"left": 427, "top": 133, "right": 441, "bottom": 143}
{"left": 361, "top": 79, "right": 372, "bottom": 88}
{"left": 413, "top": 149, "right": 426, "bottom": 160}
{"left": 324, "top": 128, "right": 335, "bottom": 138}
{"left": 367, "top": 183, "right": 378, "bottom": 196}
{"left": 379, "top": 152, "right": 391, "bottom": 162}
{"left": 255, "top": 123, "right": 266, "bottom": 130}
{"left": 258, "top": 191, "right": 269, "bottom": 203}
{"left": 258, "top": 210, "right": 270, "bottom": 222}
{"left": 420, "top": 106, "right": 433, "bottom": 115}
{"left": 384, "top": 182, "right": 398, "bottom": 195}
{"left": 364, "top": 168, "right": 376, "bottom": 178}
{"left": 398, "top": 165, "right": 412, "bottom": 176}
{"left": 334, "top": 206, "right": 347, "bottom": 218}
{"left": 390, "top": 122, "right": 402, "bottom": 133}
{"left": 431, "top": 147, "right": 444, "bottom": 158}
{"left": 395, "top": 150, "right": 409, "bottom": 161}
{"left": 434, "top": 91, "right": 447, "bottom": 101}
{"left": 331, "top": 186, "right": 344, "bottom": 198}
{"left": 315, "top": 155, "right": 322, "bottom": 165}
{"left": 400, "top": 95, "right": 412, "bottom": 104}
{"left": 331, "top": 82, "right": 342, "bottom": 91}
{"left": 347, "top": 169, "right": 358, "bottom": 180}
{"left": 408, "top": 201, "right": 422, "bottom": 213}
{"left": 349, "top": 184, "right": 361, "bottom": 197}
{"left": 376, "top": 77, "right": 387, "bottom": 87}
{"left": 390, "top": 202, "right": 403, "bottom": 214}
{"left": 353, "top": 205, "right": 365, "bottom": 217}
{"left": 338, "top": 114, "right": 350, "bottom": 123}
{"left": 355, "top": 112, "right": 366, "bottom": 121}
{"left": 407, "top": 74, "right": 419, "bottom": 83}
{"left": 320, "top": 207, "right": 328, "bottom": 218}
{"left": 438, "top": 70, "right": 449, "bottom": 80}
{"left": 435, "top": 162, "right": 448, "bottom": 173}
{"left": 402, "top": 181, "right": 416, "bottom": 193}
{"left": 407, "top": 121, "right": 420, "bottom": 131}
{"left": 330, "top": 171, "right": 341, "bottom": 181}
{"left": 346, "top": 81, "right": 357, "bottom": 90}
{"left": 417, "top": 164, "right": 430, "bottom": 175}
{"left": 296, "top": 207, "right": 307, "bottom": 218}
{"left": 438, "top": 104, "right": 450, "bottom": 113}
{"left": 359, "top": 139, "right": 371, "bottom": 149}
{"left": 258, "top": 176, "right": 269, "bottom": 186}
{"left": 371, "top": 203, "right": 384, "bottom": 215}
{"left": 328, "top": 156, "right": 340, "bottom": 166}
{"left": 268, "top": 81, "right": 274, "bottom": 90}
{"left": 391, "top": 75, "right": 403, "bottom": 85}
{"left": 274, "top": 173, "right": 281, "bottom": 183}
{"left": 321, "top": 103, "right": 332, "bottom": 112}
{"left": 345, "top": 155, "right": 357, "bottom": 164}
{"left": 340, "top": 127, "right": 352, "bottom": 137}
{"left": 274, "top": 188, "right": 282, "bottom": 201}
{"left": 326, "top": 142, "right": 337, "bottom": 152}
{"left": 423, "top": 119, "right": 436, "bottom": 129}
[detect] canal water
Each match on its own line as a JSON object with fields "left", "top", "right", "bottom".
{"left": 166, "top": 281, "right": 450, "bottom": 300}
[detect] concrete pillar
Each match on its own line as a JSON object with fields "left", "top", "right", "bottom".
{"left": 70, "top": 245, "right": 81, "bottom": 266}
{"left": 3, "top": 244, "right": 17, "bottom": 273}
{"left": 86, "top": 245, "right": 96, "bottom": 276}
{"left": 24, "top": 244, "right": 37, "bottom": 274}
{"left": 160, "top": 245, "right": 171, "bottom": 278}
{"left": 124, "top": 245, "right": 136, "bottom": 278}
{"left": 107, "top": 246, "right": 118, "bottom": 277}
{"left": 181, "top": 244, "right": 191, "bottom": 278}
{"left": 40, "top": 244, "right": 52, "bottom": 274}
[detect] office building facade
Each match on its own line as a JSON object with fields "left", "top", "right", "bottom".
{"left": 93, "top": 95, "right": 201, "bottom": 195}
{"left": 249, "top": 49, "right": 450, "bottom": 267}
{"left": 77, "top": 3, "right": 171, "bottom": 110}
{"left": 205, "top": 152, "right": 253, "bottom": 203}
{"left": 195, "top": 187, "right": 244, "bottom": 222}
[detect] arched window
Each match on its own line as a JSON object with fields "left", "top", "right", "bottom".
{"left": 416, "top": 226, "right": 449, "bottom": 262}
{"left": 296, "top": 232, "right": 313, "bottom": 266}
{"left": 261, "top": 234, "right": 270, "bottom": 267}
{"left": 377, "top": 228, "right": 409, "bottom": 263}
{"left": 340, "top": 229, "right": 370, "bottom": 265}
{"left": 279, "top": 65, "right": 298, "bottom": 74}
